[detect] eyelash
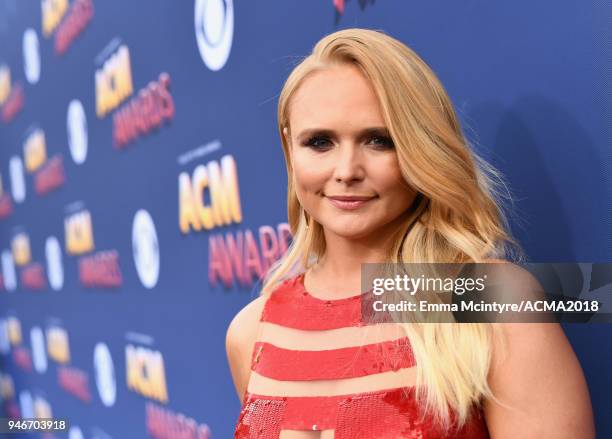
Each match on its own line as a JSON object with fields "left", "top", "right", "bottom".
{"left": 303, "top": 135, "right": 395, "bottom": 150}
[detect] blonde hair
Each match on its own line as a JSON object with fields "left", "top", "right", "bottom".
{"left": 263, "top": 28, "right": 520, "bottom": 430}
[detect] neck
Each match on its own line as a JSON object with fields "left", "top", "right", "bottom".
{"left": 307, "top": 211, "right": 409, "bottom": 296}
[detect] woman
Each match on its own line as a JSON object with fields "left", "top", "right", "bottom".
{"left": 226, "top": 28, "right": 594, "bottom": 438}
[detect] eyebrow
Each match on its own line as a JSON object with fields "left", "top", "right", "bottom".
{"left": 296, "top": 127, "right": 391, "bottom": 142}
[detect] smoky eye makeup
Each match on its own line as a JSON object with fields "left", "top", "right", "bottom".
{"left": 301, "top": 134, "right": 395, "bottom": 150}
{"left": 302, "top": 135, "right": 333, "bottom": 148}
{"left": 367, "top": 134, "right": 395, "bottom": 149}
{"left": 299, "top": 128, "right": 395, "bottom": 150}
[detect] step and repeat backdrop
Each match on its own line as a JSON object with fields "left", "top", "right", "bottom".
{"left": 0, "top": 1, "right": 609, "bottom": 438}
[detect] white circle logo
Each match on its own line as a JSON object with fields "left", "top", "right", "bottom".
{"left": 23, "top": 28, "right": 40, "bottom": 84}
{"left": 1, "top": 250, "right": 17, "bottom": 291}
{"left": 194, "top": 0, "right": 233, "bottom": 71}
{"left": 9, "top": 156, "right": 26, "bottom": 203}
{"left": 30, "top": 326, "right": 47, "bottom": 373}
{"left": 69, "top": 426, "right": 84, "bottom": 439}
{"left": 132, "top": 209, "right": 160, "bottom": 289}
{"left": 45, "top": 236, "right": 64, "bottom": 290}
{"left": 19, "top": 391, "right": 33, "bottom": 418}
{"left": 94, "top": 342, "right": 116, "bottom": 407}
{"left": 67, "top": 99, "right": 88, "bottom": 164}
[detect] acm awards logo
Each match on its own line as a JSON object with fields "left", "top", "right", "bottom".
{"left": 124, "top": 336, "right": 213, "bottom": 437}
{"left": 41, "top": 0, "right": 93, "bottom": 55}
{"left": 42, "top": 0, "right": 68, "bottom": 37}
{"left": 194, "top": 0, "right": 233, "bottom": 71}
{"left": 7, "top": 316, "right": 33, "bottom": 372}
{"left": 178, "top": 151, "right": 291, "bottom": 288}
{"left": 64, "top": 206, "right": 123, "bottom": 288}
{"left": 12, "top": 232, "right": 47, "bottom": 291}
{"left": 0, "top": 65, "right": 25, "bottom": 123}
{"left": 95, "top": 42, "right": 133, "bottom": 118}
{"left": 59, "top": 365, "right": 93, "bottom": 403}
{"left": 178, "top": 154, "right": 242, "bottom": 234}
{"left": 23, "top": 127, "right": 67, "bottom": 196}
{"left": 47, "top": 325, "right": 71, "bottom": 364}
{"left": 7, "top": 316, "right": 22, "bottom": 346}
{"left": 23, "top": 128, "right": 46, "bottom": 173}
{"left": 55, "top": 0, "right": 94, "bottom": 55}
{"left": 47, "top": 324, "right": 92, "bottom": 404}
{"left": 113, "top": 72, "right": 175, "bottom": 149}
{"left": 0, "top": 372, "right": 17, "bottom": 415}
{"left": 146, "top": 402, "right": 212, "bottom": 439}
{"left": 126, "top": 342, "right": 169, "bottom": 403}
{"left": 95, "top": 41, "right": 175, "bottom": 149}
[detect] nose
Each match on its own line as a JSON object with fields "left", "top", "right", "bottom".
{"left": 332, "top": 143, "right": 365, "bottom": 184}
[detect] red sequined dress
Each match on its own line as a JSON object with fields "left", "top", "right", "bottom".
{"left": 234, "top": 273, "right": 490, "bottom": 438}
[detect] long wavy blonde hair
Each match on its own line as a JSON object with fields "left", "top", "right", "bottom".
{"left": 262, "top": 28, "right": 520, "bottom": 430}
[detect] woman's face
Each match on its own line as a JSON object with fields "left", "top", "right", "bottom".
{"left": 285, "top": 63, "right": 417, "bottom": 241}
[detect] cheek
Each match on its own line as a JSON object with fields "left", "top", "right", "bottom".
{"left": 372, "top": 159, "right": 415, "bottom": 205}
{"left": 292, "top": 156, "right": 328, "bottom": 192}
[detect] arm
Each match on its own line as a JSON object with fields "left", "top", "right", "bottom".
{"left": 225, "top": 295, "right": 267, "bottom": 403}
{"left": 484, "top": 321, "right": 595, "bottom": 438}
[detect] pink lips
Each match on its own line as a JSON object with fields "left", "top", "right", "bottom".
{"left": 326, "top": 195, "right": 376, "bottom": 210}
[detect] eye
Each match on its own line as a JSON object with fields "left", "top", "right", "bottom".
{"left": 303, "top": 135, "right": 332, "bottom": 150}
{"left": 367, "top": 135, "right": 395, "bottom": 149}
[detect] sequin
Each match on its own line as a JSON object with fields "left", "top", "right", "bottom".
{"left": 235, "top": 396, "right": 285, "bottom": 438}
{"left": 234, "top": 274, "right": 490, "bottom": 438}
{"left": 251, "top": 337, "right": 415, "bottom": 380}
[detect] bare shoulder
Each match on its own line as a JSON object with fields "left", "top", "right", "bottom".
{"left": 482, "top": 259, "right": 546, "bottom": 303}
{"left": 484, "top": 322, "right": 595, "bottom": 438}
{"left": 481, "top": 259, "right": 594, "bottom": 436}
{"left": 483, "top": 259, "right": 540, "bottom": 285}
{"left": 226, "top": 294, "right": 268, "bottom": 344}
{"left": 225, "top": 294, "right": 268, "bottom": 403}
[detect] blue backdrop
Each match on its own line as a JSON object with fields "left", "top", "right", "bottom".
{"left": 0, "top": 1, "right": 610, "bottom": 438}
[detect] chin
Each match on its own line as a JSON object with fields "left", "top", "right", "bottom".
{"left": 324, "top": 223, "right": 373, "bottom": 239}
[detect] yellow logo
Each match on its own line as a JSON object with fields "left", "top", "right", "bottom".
{"left": 12, "top": 233, "right": 31, "bottom": 266}
{"left": 0, "top": 65, "right": 11, "bottom": 105}
{"left": 46, "top": 326, "right": 70, "bottom": 364}
{"left": 33, "top": 396, "right": 53, "bottom": 419}
{"left": 7, "top": 317, "right": 22, "bottom": 346}
{"left": 41, "top": 0, "right": 68, "bottom": 37}
{"left": 179, "top": 155, "right": 242, "bottom": 233}
{"left": 126, "top": 345, "right": 168, "bottom": 403}
{"left": 95, "top": 45, "right": 134, "bottom": 118}
{"left": 65, "top": 210, "right": 95, "bottom": 255}
{"left": 24, "top": 129, "right": 47, "bottom": 173}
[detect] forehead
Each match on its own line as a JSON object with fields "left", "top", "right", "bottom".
{"left": 288, "top": 64, "right": 385, "bottom": 131}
